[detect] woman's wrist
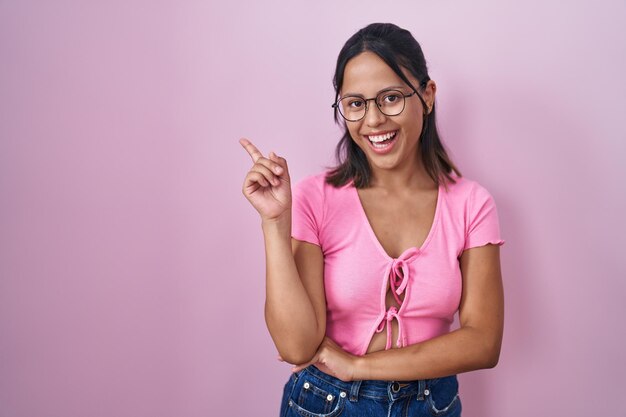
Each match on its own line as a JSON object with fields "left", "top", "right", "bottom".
{"left": 352, "top": 355, "right": 371, "bottom": 381}
{"left": 261, "top": 212, "right": 292, "bottom": 235}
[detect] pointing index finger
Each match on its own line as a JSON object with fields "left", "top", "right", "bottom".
{"left": 239, "top": 138, "right": 263, "bottom": 163}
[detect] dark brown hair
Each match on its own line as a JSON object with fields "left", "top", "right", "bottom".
{"left": 326, "top": 23, "right": 461, "bottom": 189}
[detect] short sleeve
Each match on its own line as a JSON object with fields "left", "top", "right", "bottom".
{"left": 464, "top": 184, "right": 505, "bottom": 250}
{"left": 291, "top": 176, "right": 324, "bottom": 246}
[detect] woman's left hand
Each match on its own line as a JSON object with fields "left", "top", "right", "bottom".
{"left": 290, "top": 337, "right": 360, "bottom": 382}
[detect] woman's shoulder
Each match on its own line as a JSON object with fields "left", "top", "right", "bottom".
{"left": 443, "top": 173, "right": 497, "bottom": 204}
{"left": 292, "top": 171, "right": 355, "bottom": 215}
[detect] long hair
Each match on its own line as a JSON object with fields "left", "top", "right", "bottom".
{"left": 326, "top": 23, "right": 462, "bottom": 190}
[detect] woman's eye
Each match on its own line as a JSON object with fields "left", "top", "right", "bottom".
{"left": 348, "top": 100, "right": 365, "bottom": 109}
{"left": 382, "top": 93, "right": 401, "bottom": 103}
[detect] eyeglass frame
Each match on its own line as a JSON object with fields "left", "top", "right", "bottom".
{"left": 331, "top": 86, "right": 429, "bottom": 122}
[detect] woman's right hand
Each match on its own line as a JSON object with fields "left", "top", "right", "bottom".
{"left": 239, "top": 138, "right": 292, "bottom": 222}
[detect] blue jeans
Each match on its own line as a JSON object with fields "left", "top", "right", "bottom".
{"left": 279, "top": 365, "right": 462, "bottom": 417}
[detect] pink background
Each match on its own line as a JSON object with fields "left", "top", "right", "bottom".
{"left": 1, "top": 1, "right": 625, "bottom": 416}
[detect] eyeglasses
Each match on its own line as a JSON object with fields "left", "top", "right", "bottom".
{"left": 332, "top": 88, "right": 424, "bottom": 122}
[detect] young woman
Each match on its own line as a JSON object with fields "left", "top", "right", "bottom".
{"left": 240, "top": 23, "right": 505, "bottom": 417}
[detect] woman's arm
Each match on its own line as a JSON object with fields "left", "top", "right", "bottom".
{"left": 263, "top": 219, "right": 326, "bottom": 364}
{"left": 292, "top": 243, "right": 503, "bottom": 381}
{"left": 240, "top": 139, "right": 326, "bottom": 365}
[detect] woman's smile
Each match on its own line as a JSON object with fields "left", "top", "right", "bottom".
{"left": 364, "top": 130, "right": 399, "bottom": 154}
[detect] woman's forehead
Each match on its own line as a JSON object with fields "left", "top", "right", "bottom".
{"left": 341, "top": 51, "right": 416, "bottom": 95}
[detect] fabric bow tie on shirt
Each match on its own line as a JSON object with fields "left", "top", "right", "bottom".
{"left": 376, "top": 306, "right": 403, "bottom": 350}
{"left": 375, "top": 247, "right": 421, "bottom": 350}
{"left": 389, "top": 247, "right": 420, "bottom": 305}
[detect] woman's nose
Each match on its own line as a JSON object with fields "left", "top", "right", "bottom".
{"left": 365, "top": 103, "right": 386, "bottom": 127}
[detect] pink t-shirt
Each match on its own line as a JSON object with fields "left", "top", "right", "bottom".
{"left": 291, "top": 171, "right": 505, "bottom": 356}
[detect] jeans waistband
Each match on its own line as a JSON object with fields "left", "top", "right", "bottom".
{"left": 299, "top": 364, "right": 433, "bottom": 402}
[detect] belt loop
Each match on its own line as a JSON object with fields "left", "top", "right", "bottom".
{"left": 349, "top": 380, "right": 362, "bottom": 402}
{"left": 417, "top": 379, "right": 426, "bottom": 401}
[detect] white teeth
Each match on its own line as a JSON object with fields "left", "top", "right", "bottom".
{"left": 367, "top": 131, "right": 396, "bottom": 143}
{"left": 372, "top": 142, "right": 390, "bottom": 149}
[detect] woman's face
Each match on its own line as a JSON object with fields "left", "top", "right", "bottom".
{"left": 340, "top": 51, "right": 435, "bottom": 176}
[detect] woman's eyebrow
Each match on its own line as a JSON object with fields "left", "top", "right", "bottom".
{"left": 342, "top": 85, "right": 407, "bottom": 97}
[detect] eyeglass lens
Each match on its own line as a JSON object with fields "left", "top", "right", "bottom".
{"left": 338, "top": 90, "right": 406, "bottom": 121}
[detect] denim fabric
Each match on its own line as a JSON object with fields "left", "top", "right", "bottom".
{"left": 279, "top": 365, "right": 462, "bottom": 417}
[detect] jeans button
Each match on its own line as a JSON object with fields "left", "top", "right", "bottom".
{"left": 391, "top": 382, "right": 400, "bottom": 392}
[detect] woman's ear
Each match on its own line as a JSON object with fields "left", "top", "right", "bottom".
{"left": 423, "top": 80, "right": 437, "bottom": 114}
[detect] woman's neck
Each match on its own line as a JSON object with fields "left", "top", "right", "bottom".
{"left": 368, "top": 156, "right": 435, "bottom": 193}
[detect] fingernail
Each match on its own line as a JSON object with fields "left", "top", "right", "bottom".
{"left": 274, "top": 166, "right": 283, "bottom": 174}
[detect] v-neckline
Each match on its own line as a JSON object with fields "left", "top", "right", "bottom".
{"left": 350, "top": 182, "right": 443, "bottom": 261}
